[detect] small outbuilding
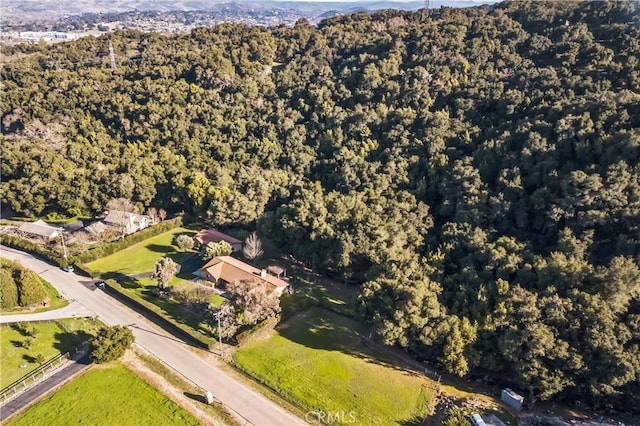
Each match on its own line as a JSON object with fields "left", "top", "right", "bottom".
{"left": 501, "top": 388, "right": 524, "bottom": 411}
{"left": 19, "top": 220, "right": 62, "bottom": 242}
{"left": 193, "top": 229, "right": 243, "bottom": 252}
{"left": 103, "top": 210, "right": 150, "bottom": 236}
{"left": 470, "top": 413, "right": 487, "bottom": 426}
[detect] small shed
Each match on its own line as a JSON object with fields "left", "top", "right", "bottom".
{"left": 501, "top": 388, "right": 524, "bottom": 411}
{"left": 267, "top": 265, "right": 286, "bottom": 279}
{"left": 470, "top": 413, "right": 487, "bottom": 426}
{"left": 193, "top": 229, "right": 243, "bottom": 252}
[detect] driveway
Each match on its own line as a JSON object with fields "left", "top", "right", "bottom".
{"left": 0, "top": 246, "right": 305, "bottom": 426}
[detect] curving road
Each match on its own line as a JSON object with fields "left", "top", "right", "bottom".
{"left": 0, "top": 246, "right": 305, "bottom": 426}
{"left": 0, "top": 301, "right": 93, "bottom": 323}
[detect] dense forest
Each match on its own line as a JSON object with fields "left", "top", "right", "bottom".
{"left": 1, "top": 0, "right": 639, "bottom": 411}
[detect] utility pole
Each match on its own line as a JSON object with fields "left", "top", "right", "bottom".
{"left": 424, "top": 0, "right": 432, "bottom": 19}
{"left": 213, "top": 311, "right": 223, "bottom": 356}
{"left": 217, "top": 313, "right": 222, "bottom": 356}
{"left": 59, "top": 229, "right": 68, "bottom": 260}
{"left": 109, "top": 42, "right": 117, "bottom": 70}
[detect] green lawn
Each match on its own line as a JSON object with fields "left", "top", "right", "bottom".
{"left": 115, "top": 276, "right": 214, "bottom": 341}
{"left": 84, "top": 224, "right": 216, "bottom": 346}
{"left": 7, "top": 363, "right": 200, "bottom": 426}
{"left": 86, "top": 228, "right": 195, "bottom": 275}
{"left": 233, "top": 307, "right": 433, "bottom": 425}
{"left": 0, "top": 318, "right": 101, "bottom": 389}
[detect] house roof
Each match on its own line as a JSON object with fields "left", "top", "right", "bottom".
{"left": 103, "top": 210, "right": 147, "bottom": 226}
{"left": 64, "top": 220, "right": 84, "bottom": 232}
{"left": 194, "top": 229, "right": 242, "bottom": 246}
{"left": 20, "top": 220, "right": 61, "bottom": 238}
{"left": 199, "top": 256, "right": 289, "bottom": 289}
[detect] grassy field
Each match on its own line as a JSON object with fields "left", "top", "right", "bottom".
{"left": 122, "top": 276, "right": 211, "bottom": 332}
{"left": 130, "top": 350, "right": 237, "bottom": 425}
{"left": 233, "top": 307, "right": 433, "bottom": 425}
{"left": 7, "top": 363, "right": 201, "bottom": 426}
{"left": 86, "top": 228, "right": 195, "bottom": 275}
{"left": 0, "top": 318, "right": 101, "bottom": 389}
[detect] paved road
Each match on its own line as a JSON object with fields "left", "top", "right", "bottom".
{"left": 0, "top": 246, "right": 305, "bottom": 426}
{"left": 0, "top": 301, "right": 93, "bottom": 324}
{"left": 0, "top": 357, "right": 91, "bottom": 423}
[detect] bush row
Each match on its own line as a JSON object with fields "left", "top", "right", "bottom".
{"left": 102, "top": 279, "right": 216, "bottom": 350}
{"left": 0, "top": 234, "right": 65, "bottom": 266}
{"left": 236, "top": 317, "right": 278, "bottom": 346}
{"left": 73, "top": 217, "right": 182, "bottom": 264}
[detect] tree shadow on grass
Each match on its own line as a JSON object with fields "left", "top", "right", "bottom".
{"left": 102, "top": 272, "right": 142, "bottom": 289}
{"left": 10, "top": 340, "right": 25, "bottom": 348}
{"left": 53, "top": 330, "right": 93, "bottom": 353}
{"left": 10, "top": 323, "right": 30, "bottom": 337}
{"left": 184, "top": 392, "right": 207, "bottom": 404}
{"left": 178, "top": 254, "right": 205, "bottom": 274}
{"left": 22, "top": 354, "right": 37, "bottom": 364}
{"left": 277, "top": 308, "right": 425, "bottom": 376}
{"left": 146, "top": 244, "right": 175, "bottom": 254}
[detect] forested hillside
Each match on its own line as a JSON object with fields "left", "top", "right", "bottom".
{"left": 2, "top": 0, "right": 639, "bottom": 410}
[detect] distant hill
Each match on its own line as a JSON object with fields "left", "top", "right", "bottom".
{"left": 2, "top": 0, "right": 498, "bottom": 22}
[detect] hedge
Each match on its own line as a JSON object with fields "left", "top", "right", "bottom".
{"left": 101, "top": 279, "right": 216, "bottom": 350}
{"left": 0, "top": 234, "right": 66, "bottom": 266}
{"left": 72, "top": 217, "right": 182, "bottom": 264}
{"left": 236, "top": 317, "right": 278, "bottom": 346}
{"left": 0, "top": 218, "right": 182, "bottom": 268}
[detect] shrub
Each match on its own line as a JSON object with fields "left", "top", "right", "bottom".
{"left": 17, "top": 269, "right": 47, "bottom": 307}
{"left": 200, "top": 241, "right": 232, "bottom": 260}
{"left": 90, "top": 325, "right": 135, "bottom": 363}
{"left": 175, "top": 234, "right": 195, "bottom": 252}
{"left": 0, "top": 268, "right": 19, "bottom": 309}
{"left": 0, "top": 234, "right": 65, "bottom": 266}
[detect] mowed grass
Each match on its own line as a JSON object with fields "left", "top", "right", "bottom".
{"left": 233, "top": 307, "right": 433, "bottom": 425}
{"left": 86, "top": 228, "right": 195, "bottom": 275}
{"left": 0, "top": 318, "right": 100, "bottom": 389}
{"left": 7, "top": 363, "right": 200, "bottom": 426}
{"left": 116, "top": 276, "right": 216, "bottom": 339}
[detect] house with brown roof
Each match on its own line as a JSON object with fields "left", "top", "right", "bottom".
{"left": 193, "top": 229, "right": 243, "bottom": 252}
{"left": 196, "top": 256, "right": 289, "bottom": 296}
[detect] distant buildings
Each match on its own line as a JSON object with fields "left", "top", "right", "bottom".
{"left": 18, "top": 31, "right": 79, "bottom": 42}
